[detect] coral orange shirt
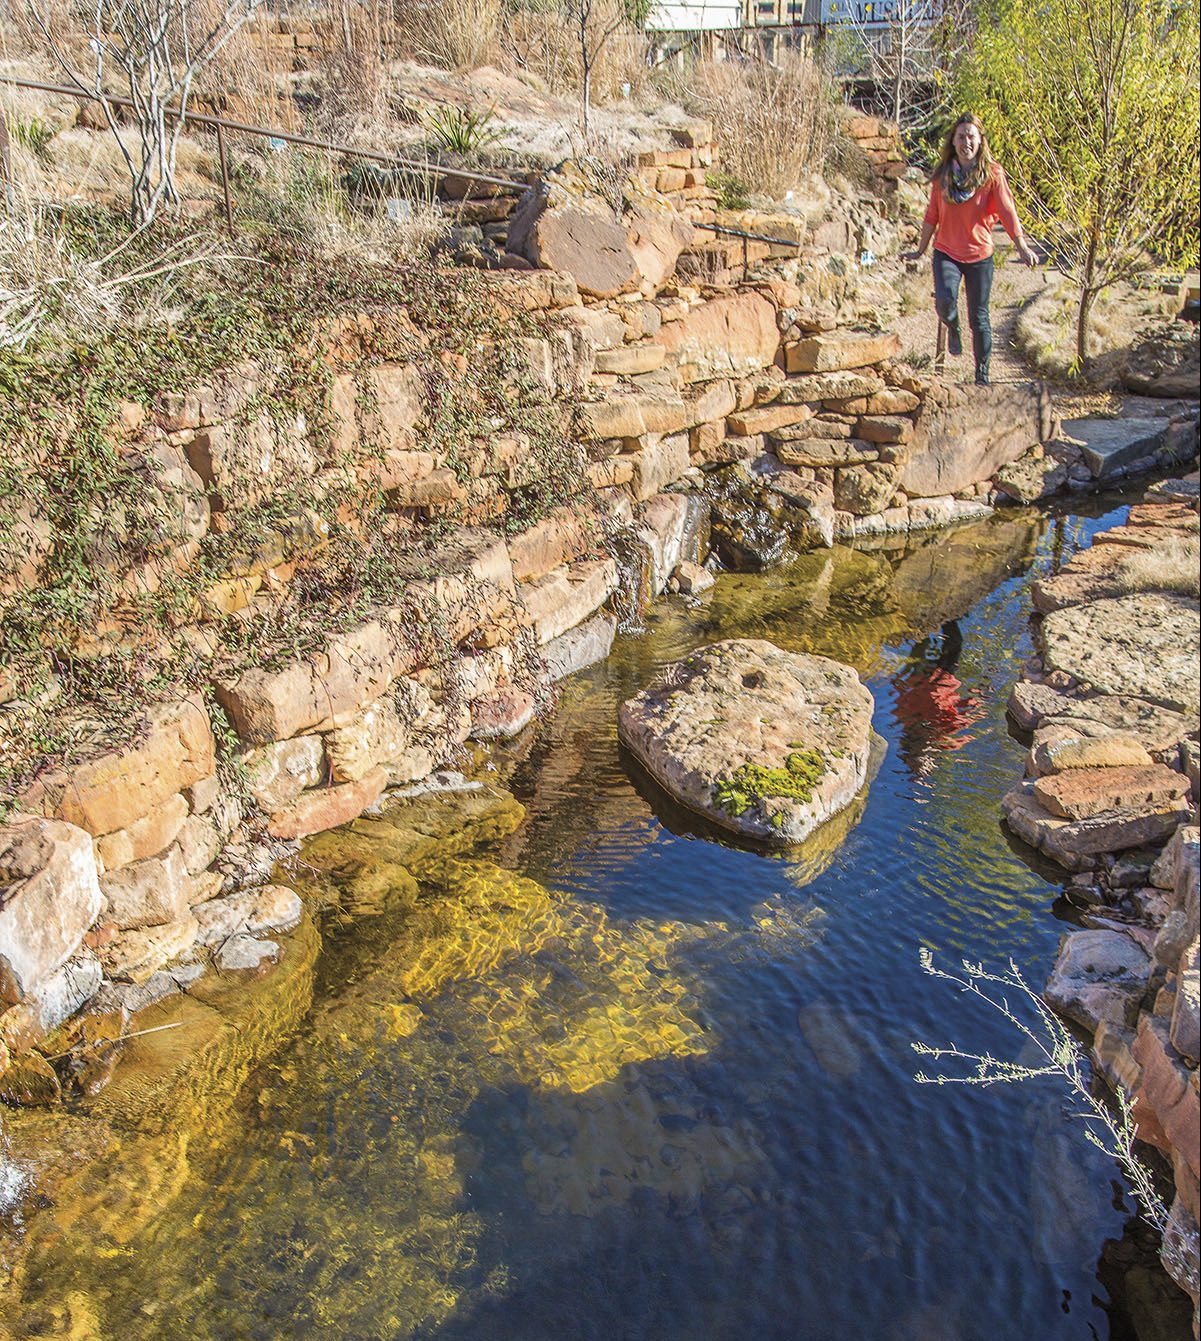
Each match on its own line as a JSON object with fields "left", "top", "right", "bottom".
{"left": 923, "top": 164, "right": 1022, "bottom": 264}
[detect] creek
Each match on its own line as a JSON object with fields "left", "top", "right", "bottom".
{"left": 5, "top": 496, "right": 1190, "bottom": 1341}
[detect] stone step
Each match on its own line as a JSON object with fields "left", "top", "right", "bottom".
{"left": 1061, "top": 417, "right": 1165, "bottom": 481}
{"left": 1002, "top": 781, "right": 1190, "bottom": 870}
{"left": 1032, "top": 763, "right": 1191, "bottom": 819}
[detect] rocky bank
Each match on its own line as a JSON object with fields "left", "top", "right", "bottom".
{"left": 1001, "top": 476, "right": 1201, "bottom": 1319}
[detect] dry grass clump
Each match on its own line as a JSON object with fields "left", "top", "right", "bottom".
{"left": 395, "top": 0, "right": 501, "bottom": 72}
{"left": 501, "top": 1, "right": 650, "bottom": 104}
{"left": 241, "top": 149, "right": 449, "bottom": 265}
{"left": 1109, "top": 535, "right": 1200, "bottom": 599}
{"left": 0, "top": 192, "right": 236, "bottom": 350}
{"left": 1014, "top": 274, "right": 1179, "bottom": 382}
{"left": 672, "top": 52, "right": 835, "bottom": 199}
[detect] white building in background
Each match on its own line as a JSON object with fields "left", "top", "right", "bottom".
{"left": 644, "top": 2, "right": 744, "bottom": 29}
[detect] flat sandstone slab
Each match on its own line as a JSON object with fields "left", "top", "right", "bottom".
{"left": 617, "top": 639, "right": 874, "bottom": 845}
{"left": 1040, "top": 593, "right": 1200, "bottom": 715}
{"left": 1032, "top": 764, "right": 1191, "bottom": 819}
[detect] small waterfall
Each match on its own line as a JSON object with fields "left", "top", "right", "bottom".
{"left": 0, "top": 1113, "right": 29, "bottom": 1216}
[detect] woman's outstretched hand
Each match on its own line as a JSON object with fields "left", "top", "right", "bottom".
{"left": 901, "top": 250, "right": 926, "bottom": 263}
{"left": 1015, "top": 238, "right": 1038, "bottom": 268}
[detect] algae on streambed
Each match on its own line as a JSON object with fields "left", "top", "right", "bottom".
{"left": 0, "top": 511, "right": 1054, "bottom": 1339}
{"left": 1, "top": 781, "right": 841, "bottom": 1340}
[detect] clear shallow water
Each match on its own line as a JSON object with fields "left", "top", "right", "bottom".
{"left": 9, "top": 502, "right": 1190, "bottom": 1340}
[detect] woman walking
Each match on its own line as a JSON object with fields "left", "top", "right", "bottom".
{"left": 904, "top": 114, "right": 1037, "bottom": 385}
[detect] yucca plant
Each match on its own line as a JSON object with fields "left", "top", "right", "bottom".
{"left": 424, "top": 104, "right": 504, "bottom": 155}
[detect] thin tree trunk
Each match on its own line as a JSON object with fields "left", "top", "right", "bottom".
{"left": 1076, "top": 236, "right": 1099, "bottom": 366}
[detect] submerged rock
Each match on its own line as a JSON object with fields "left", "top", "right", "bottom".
{"left": 1044, "top": 928, "right": 1151, "bottom": 1031}
{"left": 617, "top": 638, "right": 874, "bottom": 845}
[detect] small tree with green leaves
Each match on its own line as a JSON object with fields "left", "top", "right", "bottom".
{"left": 955, "top": 0, "right": 1200, "bottom": 367}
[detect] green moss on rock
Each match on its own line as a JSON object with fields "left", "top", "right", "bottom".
{"left": 713, "top": 749, "right": 826, "bottom": 818}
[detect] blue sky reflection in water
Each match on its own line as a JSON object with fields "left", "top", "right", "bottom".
{"left": 13, "top": 500, "right": 1189, "bottom": 1341}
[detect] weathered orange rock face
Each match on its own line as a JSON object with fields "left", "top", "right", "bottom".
{"left": 654, "top": 293, "right": 780, "bottom": 382}
{"left": 901, "top": 382, "right": 1051, "bottom": 499}
{"left": 265, "top": 768, "right": 389, "bottom": 840}
{"left": 783, "top": 332, "right": 901, "bottom": 374}
{"left": 1032, "top": 764, "right": 1191, "bottom": 820}
{"left": 31, "top": 697, "right": 215, "bottom": 838}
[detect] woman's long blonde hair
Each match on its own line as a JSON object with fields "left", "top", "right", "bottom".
{"left": 934, "top": 113, "right": 996, "bottom": 200}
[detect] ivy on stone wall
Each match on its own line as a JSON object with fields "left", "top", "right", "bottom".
{"left": 0, "top": 216, "right": 589, "bottom": 813}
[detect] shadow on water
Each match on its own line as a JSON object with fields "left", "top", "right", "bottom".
{"left": 4, "top": 499, "right": 1194, "bottom": 1340}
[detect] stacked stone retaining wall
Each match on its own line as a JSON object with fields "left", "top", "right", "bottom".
{"left": 3, "top": 163, "right": 1197, "bottom": 1101}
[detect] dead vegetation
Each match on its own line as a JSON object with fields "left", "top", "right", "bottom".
{"left": 662, "top": 50, "right": 837, "bottom": 199}
{"left": 1109, "top": 535, "right": 1201, "bottom": 599}
{"left": 1014, "top": 274, "right": 1181, "bottom": 383}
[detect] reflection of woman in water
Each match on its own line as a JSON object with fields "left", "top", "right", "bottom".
{"left": 893, "top": 621, "right": 984, "bottom": 781}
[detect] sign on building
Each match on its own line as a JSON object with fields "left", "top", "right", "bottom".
{"left": 820, "top": 0, "right": 936, "bottom": 26}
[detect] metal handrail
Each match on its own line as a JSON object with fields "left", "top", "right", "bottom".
{"left": 1, "top": 72, "right": 804, "bottom": 256}
{"left": 0, "top": 73, "right": 532, "bottom": 232}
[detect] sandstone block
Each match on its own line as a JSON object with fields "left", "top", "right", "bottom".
{"left": 834, "top": 463, "right": 901, "bottom": 516}
{"left": 243, "top": 735, "right": 326, "bottom": 812}
{"left": 900, "top": 381, "right": 1050, "bottom": 498}
{"left": 594, "top": 344, "right": 667, "bottom": 376}
{"left": 618, "top": 639, "right": 875, "bottom": 846}
{"left": 1172, "top": 939, "right": 1200, "bottom": 1065}
{"left": 506, "top": 508, "right": 597, "bottom": 583}
{"left": 654, "top": 292, "right": 780, "bottom": 382}
{"left": 266, "top": 768, "right": 388, "bottom": 840}
{"left": 1029, "top": 733, "right": 1154, "bottom": 775}
{"left": 542, "top": 613, "right": 618, "bottom": 681}
{"left": 633, "top": 492, "right": 693, "bottom": 596}
{"left": 675, "top": 561, "right": 715, "bottom": 594}
{"left": 0, "top": 818, "right": 103, "bottom": 1007}
{"left": 469, "top": 689, "right": 537, "bottom": 740}
{"left": 774, "top": 438, "right": 879, "bottom": 468}
{"left": 99, "top": 916, "right": 199, "bottom": 985}
{"left": 325, "top": 700, "right": 413, "bottom": 784}
{"left": 1040, "top": 594, "right": 1200, "bottom": 716}
{"left": 1003, "top": 781, "right": 1190, "bottom": 870}
{"left": 683, "top": 378, "right": 738, "bottom": 426}
{"left": 633, "top": 432, "right": 691, "bottom": 500}
{"left": 194, "top": 884, "right": 303, "bottom": 946}
{"left": 94, "top": 792, "right": 190, "bottom": 871}
{"left": 518, "top": 558, "right": 619, "bottom": 645}
{"left": 33, "top": 697, "right": 215, "bottom": 837}
{"left": 510, "top": 198, "right": 637, "bottom": 298}
{"left": 176, "top": 813, "right": 225, "bottom": 878}
{"left": 856, "top": 414, "right": 913, "bottom": 444}
{"left": 865, "top": 388, "right": 921, "bottom": 414}
{"left": 774, "top": 370, "right": 885, "bottom": 404}
{"left": 99, "top": 842, "right": 191, "bottom": 930}
{"left": 784, "top": 332, "right": 901, "bottom": 374}
{"left": 1132, "top": 1014, "right": 1200, "bottom": 1178}
{"left": 1032, "top": 764, "right": 1191, "bottom": 820}
{"left": 1044, "top": 928, "right": 1151, "bottom": 1031}
{"left": 217, "top": 620, "right": 404, "bottom": 745}
{"left": 727, "top": 404, "right": 813, "bottom": 436}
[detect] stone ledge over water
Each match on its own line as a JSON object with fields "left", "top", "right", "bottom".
{"left": 617, "top": 638, "right": 874, "bottom": 846}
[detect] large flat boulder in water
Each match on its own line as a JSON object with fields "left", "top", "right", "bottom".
{"left": 617, "top": 639, "right": 874, "bottom": 845}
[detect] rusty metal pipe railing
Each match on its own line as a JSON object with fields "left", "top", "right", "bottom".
{"left": 0, "top": 73, "right": 532, "bottom": 232}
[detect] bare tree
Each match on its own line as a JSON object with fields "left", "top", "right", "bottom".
{"left": 839, "top": 0, "right": 969, "bottom": 137}
{"left": 28, "top": 0, "right": 267, "bottom": 226}
{"left": 562, "top": 0, "right": 631, "bottom": 144}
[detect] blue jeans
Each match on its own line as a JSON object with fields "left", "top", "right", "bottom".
{"left": 933, "top": 248, "right": 994, "bottom": 382}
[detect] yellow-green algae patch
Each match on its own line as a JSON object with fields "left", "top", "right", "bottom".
{"left": 714, "top": 748, "right": 827, "bottom": 820}
{"left": 0, "top": 783, "right": 832, "bottom": 1340}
